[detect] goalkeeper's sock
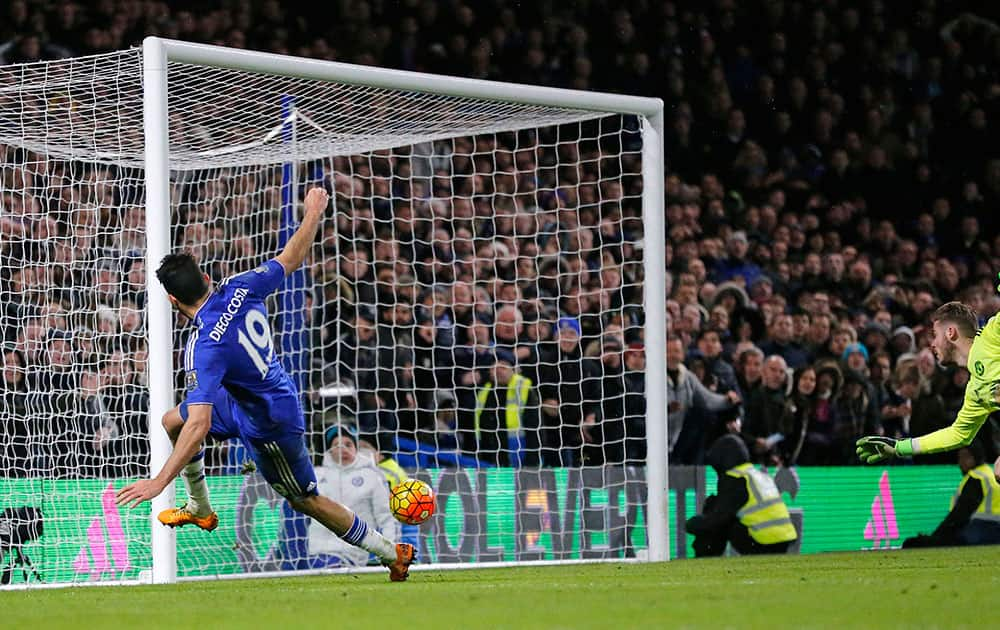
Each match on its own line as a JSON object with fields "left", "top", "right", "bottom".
{"left": 340, "top": 513, "right": 395, "bottom": 562}
{"left": 182, "top": 449, "right": 213, "bottom": 516}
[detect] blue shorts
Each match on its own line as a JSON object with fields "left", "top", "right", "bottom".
{"left": 180, "top": 391, "right": 318, "bottom": 501}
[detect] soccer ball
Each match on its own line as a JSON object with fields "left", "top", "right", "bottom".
{"left": 389, "top": 479, "right": 436, "bottom": 525}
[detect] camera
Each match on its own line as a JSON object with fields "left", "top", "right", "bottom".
{"left": 0, "top": 506, "right": 44, "bottom": 584}
{"left": 0, "top": 507, "right": 43, "bottom": 548}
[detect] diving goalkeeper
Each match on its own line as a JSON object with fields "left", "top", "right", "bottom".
{"left": 857, "top": 302, "right": 1000, "bottom": 477}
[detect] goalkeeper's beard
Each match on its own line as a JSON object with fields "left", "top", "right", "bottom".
{"left": 937, "top": 343, "right": 958, "bottom": 366}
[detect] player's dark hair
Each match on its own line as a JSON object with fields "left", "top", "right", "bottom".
{"left": 931, "top": 301, "right": 978, "bottom": 339}
{"left": 156, "top": 253, "right": 209, "bottom": 306}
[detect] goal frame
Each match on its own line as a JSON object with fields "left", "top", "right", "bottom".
{"left": 141, "top": 36, "right": 666, "bottom": 584}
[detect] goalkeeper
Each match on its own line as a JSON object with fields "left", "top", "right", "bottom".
{"left": 857, "top": 301, "right": 1000, "bottom": 476}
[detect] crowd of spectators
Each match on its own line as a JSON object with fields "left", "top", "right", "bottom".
{"left": 2, "top": 0, "right": 1000, "bottom": 476}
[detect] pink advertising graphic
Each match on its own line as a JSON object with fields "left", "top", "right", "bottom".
{"left": 72, "top": 482, "right": 132, "bottom": 579}
{"left": 863, "top": 471, "right": 899, "bottom": 549}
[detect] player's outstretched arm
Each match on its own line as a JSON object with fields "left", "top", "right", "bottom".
{"left": 275, "top": 186, "right": 328, "bottom": 276}
{"left": 857, "top": 400, "right": 988, "bottom": 464}
{"left": 115, "top": 404, "right": 212, "bottom": 508}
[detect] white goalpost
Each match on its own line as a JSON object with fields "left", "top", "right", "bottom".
{"left": 0, "top": 37, "right": 665, "bottom": 587}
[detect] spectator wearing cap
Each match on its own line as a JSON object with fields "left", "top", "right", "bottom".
{"left": 667, "top": 336, "right": 741, "bottom": 464}
{"left": 463, "top": 349, "right": 541, "bottom": 467}
{"left": 537, "top": 316, "right": 596, "bottom": 467}
{"left": 307, "top": 424, "right": 399, "bottom": 568}
{"left": 711, "top": 230, "right": 762, "bottom": 288}
{"left": 890, "top": 325, "right": 917, "bottom": 360}
{"left": 842, "top": 342, "right": 870, "bottom": 377}
{"left": 712, "top": 282, "right": 751, "bottom": 319}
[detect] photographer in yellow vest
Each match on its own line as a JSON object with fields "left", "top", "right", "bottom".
{"left": 686, "top": 434, "right": 798, "bottom": 557}
{"left": 903, "top": 437, "right": 1000, "bottom": 548}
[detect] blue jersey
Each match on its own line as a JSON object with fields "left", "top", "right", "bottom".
{"left": 183, "top": 258, "right": 302, "bottom": 440}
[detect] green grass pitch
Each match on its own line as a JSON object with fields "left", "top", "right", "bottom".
{"left": 1, "top": 547, "right": 988, "bottom": 629}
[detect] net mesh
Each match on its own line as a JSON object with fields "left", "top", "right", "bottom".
{"left": 0, "top": 50, "right": 609, "bottom": 170}
{"left": 0, "top": 48, "right": 651, "bottom": 583}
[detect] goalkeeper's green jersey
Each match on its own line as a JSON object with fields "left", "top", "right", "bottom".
{"left": 912, "top": 314, "right": 1000, "bottom": 455}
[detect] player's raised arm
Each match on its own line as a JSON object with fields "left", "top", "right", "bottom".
{"left": 856, "top": 401, "right": 989, "bottom": 464}
{"left": 275, "top": 186, "right": 329, "bottom": 275}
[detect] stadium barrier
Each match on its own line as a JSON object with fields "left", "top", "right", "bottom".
{"left": 0, "top": 465, "right": 960, "bottom": 583}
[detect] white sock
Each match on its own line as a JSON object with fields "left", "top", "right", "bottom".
{"left": 182, "top": 450, "right": 212, "bottom": 515}
{"left": 341, "top": 512, "right": 395, "bottom": 562}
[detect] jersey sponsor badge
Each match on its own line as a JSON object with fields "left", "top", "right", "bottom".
{"left": 186, "top": 370, "right": 198, "bottom": 392}
{"left": 253, "top": 264, "right": 268, "bottom": 274}
{"left": 975, "top": 361, "right": 985, "bottom": 377}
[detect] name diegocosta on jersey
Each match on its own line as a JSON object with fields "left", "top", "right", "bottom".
{"left": 183, "top": 259, "right": 303, "bottom": 439}
{"left": 209, "top": 286, "right": 249, "bottom": 342}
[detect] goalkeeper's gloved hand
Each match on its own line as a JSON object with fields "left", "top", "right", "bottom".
{"left": 855, "top": 436, "right": 913, "bottom": 464}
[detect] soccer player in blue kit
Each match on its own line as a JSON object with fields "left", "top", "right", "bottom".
{"left": 115, "top": 187, "right": 414, "bottom": 581}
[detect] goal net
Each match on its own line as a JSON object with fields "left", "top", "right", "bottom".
{"left": 0, "top": 40, "right": 665, "bottom": 585}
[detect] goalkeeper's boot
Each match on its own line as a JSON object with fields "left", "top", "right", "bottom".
{"left": 157, "top": 504, "right": 219, "bottom": 532}
{"left": 386, "top": 543, "right": 415, "bottom": 582}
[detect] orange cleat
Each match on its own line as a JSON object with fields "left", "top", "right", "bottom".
{"left": 385, "top": 543, "right": 415, "bottom": 582}
{"left": 157, "top": 505, "right": 219, "bottom": 532}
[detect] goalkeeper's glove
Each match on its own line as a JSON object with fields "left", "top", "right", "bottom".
{"left": 855, "top": 436, "right": 914, "bottom": 464}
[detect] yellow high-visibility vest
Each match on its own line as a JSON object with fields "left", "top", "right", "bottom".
{"left": 953, "top": 463, "right": 1000, "bottom": 522}
{"left": 726, "top": 463, "right": 798, "bottom": 545}
{"left": 474, "top": 374, "right": 531, "bottom": 438}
